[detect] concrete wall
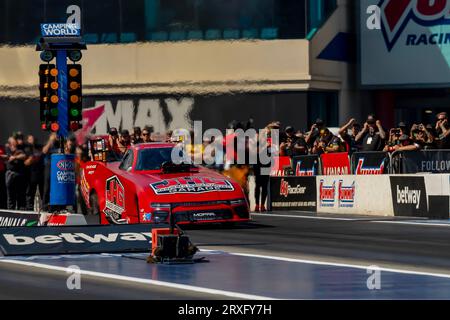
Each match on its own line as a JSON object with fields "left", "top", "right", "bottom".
{"left": 0, "top": 39, "right": 312, "bottom": 98}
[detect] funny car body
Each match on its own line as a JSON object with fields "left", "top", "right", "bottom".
{"left": 79, "top": 143, "right": 250, "bottom": 225}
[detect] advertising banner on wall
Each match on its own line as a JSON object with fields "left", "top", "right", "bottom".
{"left": 396, "top": 150, "right": 450, "bottom": 173}
{"left": 317, "top": 175, "right": 394, "bottom": 216}
{"left": 321, "top": 153, "right": 351, "bottom": 175}
{"left": 360, "top": 0, "right": 450, "bottom": 87}
{"left": 389, "top": 176, "right": 428, "bottom": 217}
{"left": 292, "top": 155, "right": 320, "bottom": 176}
{"left": 352, "top": 152, "right": 389, "bottom": 174}
{"left": 269, "top": 176, "right": 317, "bottom": 211}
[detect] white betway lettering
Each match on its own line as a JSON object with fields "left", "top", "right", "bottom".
{"left": 3, "top": 232, "right": 152, "bottom": 246}
{"left": 396, "top": 186, "right": 421, "bottom": 209}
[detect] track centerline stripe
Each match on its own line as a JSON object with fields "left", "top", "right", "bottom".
{"left": 0, "top": 259, "right": 275, "bottom": 300}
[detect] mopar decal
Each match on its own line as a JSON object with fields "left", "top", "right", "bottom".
{"left": 104, "top": 176, "right": 127, "bottom": 224}
{"left": 150, "top": 177, "right": 235, "bottom": 195}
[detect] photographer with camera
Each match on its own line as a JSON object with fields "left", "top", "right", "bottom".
{"left": 355, "top": 114, "right": 386, "bottom": 151}
{"left": 435, "top": 112, "right": 450, "bottom": 149}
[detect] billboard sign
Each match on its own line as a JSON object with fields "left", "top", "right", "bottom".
{"left": 360, "top": 0, "right": 450, "bottom": 87}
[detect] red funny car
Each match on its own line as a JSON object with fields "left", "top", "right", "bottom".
{"left": 79, "top": 142, "right": 250, "bottom": 225}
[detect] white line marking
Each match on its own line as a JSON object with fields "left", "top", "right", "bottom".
{"left": 0, "top": 259, "right": 274, "bottom": 300}
{"left": 207, "top": 250, "right": 450, "bottom": 279}
{"left": 373, "top": 220, "right": 450, "bottom": 227}
{"left": 251, "top": 213, "right": 354, "bottom": 221}
{"left": 252, "top": 213, "right": 450, "bottom": 227}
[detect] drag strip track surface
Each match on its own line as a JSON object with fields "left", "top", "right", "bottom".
{"left": 1, "top": 213, "right": 450, "bottom": 299}
{"left": 185, "top": 213, "right": 450, "bottom": 274}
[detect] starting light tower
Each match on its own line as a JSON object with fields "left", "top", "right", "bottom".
{"left": 36, "top": 25, "right": 86, "bottom": 138}
{"left": 36, "top": 23, "right": 87, "bottom": 209}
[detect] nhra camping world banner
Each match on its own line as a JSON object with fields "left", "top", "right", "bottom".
{"left": 292, "top": 155, "right": 320, "bottom": 176}
{"left": 320, "top": 153, "right": 351, "bottom": 176}
{"left": 398, "top": 150, "right": 450, "bottom": 173}
{"left": 352, "top": 152, "right": 389, "bottom": 175}
{"left": 269, "top": 176, "right": 317, "bottom": 212}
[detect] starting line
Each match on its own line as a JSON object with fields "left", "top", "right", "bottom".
{"left": 1, "top": 250, "right": 450, "bottom": 299}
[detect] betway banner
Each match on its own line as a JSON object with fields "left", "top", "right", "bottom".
{"left": 398, "top": 150, "right": 450, "bottom": 173}
{"left": 360, "top": 0, "right": 450, "bottom": 87}
{"left": 0, "top": 224, "right": 159, "bottom": 256}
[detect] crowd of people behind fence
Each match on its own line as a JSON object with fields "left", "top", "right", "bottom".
{"left": 0, "top": 112, "right": 449, "bottom": 212}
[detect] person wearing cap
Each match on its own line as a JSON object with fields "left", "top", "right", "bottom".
{"left": 355, "top": 114, "right": 386, "bottom": 152}
{"left": 5, "top": 136, "right": 27, "bottom": 210}
{"left": 305, "top": 119, "right": 325, "bottom": 149}
{"left": 280, "top": 126, "right": 307, "bottom": 157}
{"left": 132, "top": 126, "right": 143, "bottom": 145}
{"left": 435, "top": 112, "right": 450, "bottom": 149}
{"left": 338, "top": 118, "right": 362, "bottom": 154}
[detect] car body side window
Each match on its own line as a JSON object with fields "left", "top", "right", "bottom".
{"left": 119, "top": 150, "right": 134, "bottom": 171}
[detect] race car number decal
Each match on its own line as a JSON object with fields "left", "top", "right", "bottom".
{"left": 104, "top": 176, "right": 126, "bottom": 224}
{"left": 149, "top": 177, "right": 235, "bottom": 195}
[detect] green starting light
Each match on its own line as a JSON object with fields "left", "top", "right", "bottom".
{"left": 50, "top": 108, "right": 58, "bottom": 117}
{"left": 70, "top": 109, "right": 80, "bottom": 117}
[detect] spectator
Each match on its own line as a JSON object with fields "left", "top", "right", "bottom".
{"left": 131, "top": 126, "right": 143, "bottom": 145}
{"left": 355, "top": 114, "right": 386, "bottom": 151}
{"left": 24, "top": 135, "right": 45, "bottom": 211}
{"left": 141, "top": 128, "right": 153, "bottom": 143}
{"left": 435, "top": 112, "right": 450, "bottom": 149}
{"left": 42, "top": 133, "right": 60, "bottom": 210}
{"left": 107, "top": 127, "right": 121, "bottom": 155}
{"left": 253, "top": 132, "right": 271, "bottom": 212}
{"left": 5, "top": 137, "right": 27, "bottom": 210}
{"left": 305, "top": 119, "right": 325, "bottom": 149}
{"left": 398, "top": 122, "right": 408, "bottom": 136}
{"left": 339, "top": 118, "right": 362, "bottom": 154}
{"left": 64, "top": 135, "right": 77, "bottom": 155}
{"left": 280, "top": 126, "right": 307, "bottom": 156}
{"left": 312, "top": 129, "right": 346, "bottom": 155}
{"left": 117, "top": 130, "right": 132, "bottom": 155}
{"left": 0, "top": 144, "right": 7, "bottom": 209}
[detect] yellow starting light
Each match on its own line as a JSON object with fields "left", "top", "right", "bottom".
{"left": 50, "top": 82, "right": 59, "bottom": 90}
{"left": 69, "top": 68, "right": 79, "bottom": 77}
{"left": 50, "top": 68, "right": 58, "bottom": 77}
{"left": 70, "top": 81, "right": 80, "bottom": 90}
{"left": 50, "top": 95, "right": 59, "bottom": 104}
{"left": 42, "top": 96, "right": 48, "bottom": 103}
{"left": 70, "top": 95, "right": 80, "bottom": 104}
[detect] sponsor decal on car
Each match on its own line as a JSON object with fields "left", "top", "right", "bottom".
{"left": 192, "top": 212, "right": 217, "bottom": 221}
{"left": 319, "top": 180, "right": 336, "bottom": 207}
{"left": 104, "top": 176, "right": 127, "bottom": 224}
{"left": 150, "top": 177, "right": 235, "bottom": 195}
